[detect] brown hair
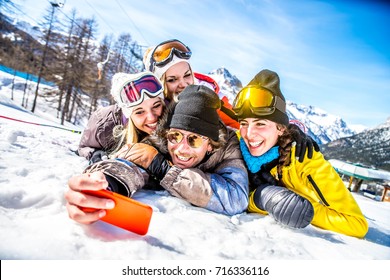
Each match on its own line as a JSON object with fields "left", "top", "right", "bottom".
{"left": 275, "top": 124, "right": 296, "bottom": 183}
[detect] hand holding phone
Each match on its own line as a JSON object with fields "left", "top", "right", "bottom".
{"left": 82, "top": 189, "right": 152, "bottom": 235}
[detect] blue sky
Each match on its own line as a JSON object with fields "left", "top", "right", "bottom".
{"left": 11, "top": 0, "right": 390, "bottom": 128}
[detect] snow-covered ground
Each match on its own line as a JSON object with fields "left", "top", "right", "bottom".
{"left": 1, "top": 71, "right": 389, "bottom": 278}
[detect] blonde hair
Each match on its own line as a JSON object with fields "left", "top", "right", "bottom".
{"left": 162, "top": 73, "right": 178, "bottom": 101}
{"left": 109, "top": 100, "right": 166, "bottom": 158}
{"left": 108, "top": 121, "right": 139, "bottom": 159}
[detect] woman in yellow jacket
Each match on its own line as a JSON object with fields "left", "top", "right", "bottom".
{"left": 232, "top": 69, "right": 368, "bottom": 238}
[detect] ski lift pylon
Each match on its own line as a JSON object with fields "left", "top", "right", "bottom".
{"left": 97, "top": 50, "right": 113, "bottom": 80}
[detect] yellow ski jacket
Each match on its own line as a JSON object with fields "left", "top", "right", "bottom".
{"left": 248, "top": 146, "right": 369, "bottom": 238}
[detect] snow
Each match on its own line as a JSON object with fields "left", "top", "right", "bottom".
{"left": 0, "top": 71, "right": 389, "bottom": 278}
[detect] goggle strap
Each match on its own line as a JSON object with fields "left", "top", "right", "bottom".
{"left": 274, "top": 96, "right": 286, "bottom": 113}
{"left": 233, "top": 96, "right": 286, "bottom": 116}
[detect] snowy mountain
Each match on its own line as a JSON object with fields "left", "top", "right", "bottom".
{"left": 375, "top": 117, "right": 390, "bottom": 130}
{"left": 208, "top": 67, "right": 243, "bottom": 102}
{"left": 209, "top": 67, "right": 357, "bottom": 144}
{"left": 12, "top": 19, "right": 43, "bottom": 42}
{"left": 286, "top": 101, "right": 356, "bottom": 144}
{"left": 322, "top": 117, "right": 390, "bottom": 171}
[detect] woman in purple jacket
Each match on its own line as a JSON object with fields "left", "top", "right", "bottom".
{"left": 78, "top": 71, "right": 165, "bottom": 163}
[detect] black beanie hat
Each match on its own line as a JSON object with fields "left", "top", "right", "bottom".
{"left": 169, "top": 85, "right": 221, "bottom": 141}
{"left": 239, "top": 69, "right": 289, "bottom": 125}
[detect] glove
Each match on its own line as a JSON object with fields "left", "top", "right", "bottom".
{"left": 84, "top": 159, "right": 146, "bottom": 197}
{"left": 253, "top": 185, "right": 314, "bottom": 228}
{"left": 146, "top": 153, "right": 172, "bottom": 180}
{"left": 89, "top": 150, "right": 108, "bottom": 164}
{"left": 251, "top": 170, "right": 279, "bottom": 187}
{"left": 128, "top": 143, "right": 172, "bottom": 180}
{"left": 127, "top": 143, "right": 159, "bottom": 169}
{"left": 288, "top": 123, "right": 320, "bottom": 163}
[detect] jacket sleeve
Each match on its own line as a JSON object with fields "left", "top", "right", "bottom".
{"left": 160, "top": 131, "right": 249, "bottom": 215}
{"left": 290, "top": 146, "right": 369, "bottom": 238}
{"left": 78, "top": 105, "right": 122, "bottom": 160}
{"left": 218, "top": 96, "right": 240, "bottom": 130}
{"left": 84, "top": 159, "right": 148, "bottom": 197}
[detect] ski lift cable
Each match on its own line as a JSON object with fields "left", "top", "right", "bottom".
{"left": 83, "top": 0, "right": 117, "bottom": 34}
{"left": 45, "top": 0, "right": 99, "bottom": 41}
{"left": 113, "top": 0, "right": 150, "bottom": 45}
{"left": 12, "top": 4, "right": 42, "bottom": 27}
{"left": 55, "top": 8, "right": 99, "bottom": 40}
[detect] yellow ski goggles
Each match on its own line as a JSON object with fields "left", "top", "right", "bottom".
{"left": 232, "top": 85, "right": 286, "bottom": 117}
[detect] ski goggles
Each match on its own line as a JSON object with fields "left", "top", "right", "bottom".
{"left": 148, "top": 39, "right": 192, "bottom": 72}
{"left": 166, "top": 130, "right": 208, "bottom": 149}
{"left": 232, "top": 85, "right": 286, "bottom": 117}
{"left": 118, "top": 72, "right": 163, "bottom": 107}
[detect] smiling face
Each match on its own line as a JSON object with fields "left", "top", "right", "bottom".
{"left": 167, "top": 128, "right": 212, "bottom": 169}
{"left": 130, "top": 97, "right": 164, "bottom": 135}
{"left": 239, "top": 118, "right": 283, "bottom": 156}
{"left": 163, "top": 61, "right": 194, "bottom": 102}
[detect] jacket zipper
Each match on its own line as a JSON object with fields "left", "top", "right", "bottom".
{"left": 308, "top": 175, "right": 330, "bottom": 206}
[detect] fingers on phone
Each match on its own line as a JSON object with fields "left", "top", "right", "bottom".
{"left": 66, "top": 203, "right": 104, "bottom": 224}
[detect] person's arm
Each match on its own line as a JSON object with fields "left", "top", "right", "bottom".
{"left": 65, "top": 171, "right": 114, "bottom": 224}
{"left": 127, "top": 134, "right": 249, "bottom": 215}
{"left": 250, "top": 183, "right": 314, "bottom": 228}
{"left": 78, "top": 105, "right": 122, "bottom": 161}
{"left": 83, "top": 159, "right": 148, "bottom": 197}
{"left": 218, "top": 96, "right": 240, "bottom": 130}
{"left": 161, "top": 160, "right": 249, "bottom": 216}
{"left": 160, "top": 132, "right": 249, "bottom": 215}
{"left": 122, "top": 143, "right": 171, "bottom": 181}
{"left": 288, "top": 123, "right": 320, "bottom": 162}
{"left": 291, "top": 146, "right": 369, "bottom": 238}
{"left": 65, "top": 159, "right": 148, "bottom": 224}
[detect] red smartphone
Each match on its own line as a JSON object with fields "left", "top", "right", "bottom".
{"left": 81, "top": 189, "right": 153, "bottom": 235}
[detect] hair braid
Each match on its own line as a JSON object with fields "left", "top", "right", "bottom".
{"left": 276, "top": 124, "right": 295, "bottom": 182}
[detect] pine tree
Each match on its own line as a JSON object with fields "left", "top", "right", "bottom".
{"left": 31, "top": 2, "right": 61, "bottom": 113}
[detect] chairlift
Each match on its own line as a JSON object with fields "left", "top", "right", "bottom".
{"left": 97, "top": 50, "right": 114, "bottom": 80}
{"left": 50, "top": 1, "right": 66, "bottom": 8}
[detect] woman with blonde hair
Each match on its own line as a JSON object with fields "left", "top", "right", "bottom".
{"left": 143, "top": 39, "right": 239, "bottom": 129}
{"left": 78, "top": 71, "right": 165, "bottom": 163}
